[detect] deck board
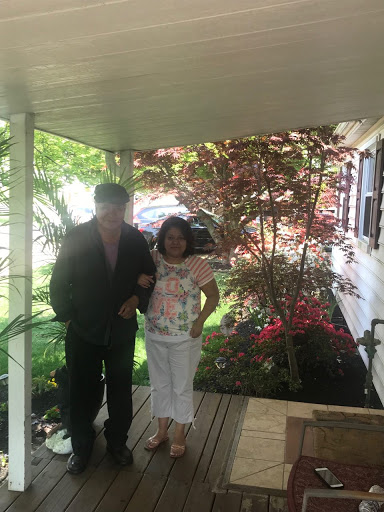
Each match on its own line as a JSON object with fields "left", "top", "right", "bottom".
{"left": 212, "top": 491, "right": 242, "bottom": 512}
{"left": 182, "top": 481, "right": 215, "bottom": 512}
{"left": 145, "top": 391, "right": 205, "bottom": 479}
{"left": 170, "top": 392, "right": 222, "bottom": 484}
{"left": 34, "top": 435, "right": 108, "bottom": 512}
{"left": 205, "top": 395, "right": 244, "bottom": 490}
{"left": 94, "top": 472, "right": 142, "bottom": 512}
{"left": 193, "top": 394, "right": 230, "bottom": 484}
{"left": 0, "top": 387, "right": 283, "bottom": 512}
{"left": 153, "top": 478, "right": 190, "bottom": 512}
{"left": 6, "top": 460, "right": 67, "bottom": 512}
{"left": 64, "top": 458, "right": 119, "bottom": 512}
{"left": 0, "top": 457, "right": 55, "bottom": 512}
{"left": 124, "top": 473, "right": 167, "bottom": 512}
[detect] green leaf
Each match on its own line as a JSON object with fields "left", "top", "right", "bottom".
{"left": 0, "top": 312, "right": 48, "bottom": 368}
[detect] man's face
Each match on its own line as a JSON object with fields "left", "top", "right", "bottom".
{"left": 95, "top": 202, "right": 126, "bottom": 232}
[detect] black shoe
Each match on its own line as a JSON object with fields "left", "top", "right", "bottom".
{"left": 66, "top": 453, "right": 88, "bottom": 474}
{"left": 107, "top": 444, "right": 133, "bottom": 466}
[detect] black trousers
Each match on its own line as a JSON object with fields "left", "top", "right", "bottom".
{"left": 65, "top": 324, "right": 135, "bottom": 459}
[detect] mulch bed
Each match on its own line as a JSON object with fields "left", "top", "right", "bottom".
{"left": 232, "top": 312, "right": 383, "bottom": 410}
{"left": 0, "top": 386, "right": 60, "bottom": 456}
{"left": 278, "top": 352, "right": 383, "bottom": 409}
{"left": 0, "top": 385, "right": 60, "bottom": 483}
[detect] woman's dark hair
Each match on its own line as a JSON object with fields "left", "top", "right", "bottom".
{"left": 157, "top": 216, "right": 195, "bottom": 257}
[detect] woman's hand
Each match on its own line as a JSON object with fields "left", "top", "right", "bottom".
{"left": 138, "top": 273, "right": 155, "bottom": 288}
{"left": 190, "top": 319, "right": 204, "bottom": 338}
{"left": 190, "top": 278, "right": 220, "bottom": 338}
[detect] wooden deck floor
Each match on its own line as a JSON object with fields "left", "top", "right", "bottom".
{"left": 0, "top": 387, "right": 288, "bottom": 512}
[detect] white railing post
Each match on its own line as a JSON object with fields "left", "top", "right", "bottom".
{"left": 8, "top": 112, "right": 34, "bottom": 491}
{"left": 120, "top": 150, "right": 134, "bottom": 225}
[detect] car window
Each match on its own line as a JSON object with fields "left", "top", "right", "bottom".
{"left": 138, "top": 205, "right": 188, "bottom": 222}
{"left": 138, "top": 209, "right": 162, "bottom": 221}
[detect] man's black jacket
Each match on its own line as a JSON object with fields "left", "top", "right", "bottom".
{"left": 50, "top": 217, "right": 156, "bottom": 346}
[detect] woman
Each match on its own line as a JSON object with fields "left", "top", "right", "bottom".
{"left": 138, "top": 216, "right": 219, "bottom": 458}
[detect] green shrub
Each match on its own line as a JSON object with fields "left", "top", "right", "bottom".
{"left": 194, "top": 332, "right": 289, "bottom": 397}
{"left": 43, "top": 405, "right": 60, "bottom": 420}
{"left": 195, "top": 297, "right": 357, "bottom": 397}
{"left": 32, "top": 376, "right": 57, "bottom": 397}
{"left": 255, "top": 296, "right": 357, "bottom": 380}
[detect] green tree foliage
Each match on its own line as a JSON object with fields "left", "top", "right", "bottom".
{"left": 34, "top": 130, "right": 106, "bottom": 187}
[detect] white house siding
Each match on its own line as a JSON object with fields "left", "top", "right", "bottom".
{"left": 333, "top": 247, "right": 384, "bottom": 401}
{"left": 333, "top": 118, "right": 384, "bottom": 405}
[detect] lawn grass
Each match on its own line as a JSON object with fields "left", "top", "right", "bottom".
{"left": 0, "top": 264, "right": 65, "bottom": 378}
{"left": 0, "top": 312, "right": 66, "bottom": 379}
{"left": 0, "top": 269, "right": 230, "bottom": 387}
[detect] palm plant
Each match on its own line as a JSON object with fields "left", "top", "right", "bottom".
{"left": 0, "top": 314, "right": 47, "bottom": 367}
{"left": 102, "top": 152, "right": 145, "bottom": 194}
{"left": 0, "top": 129, "right": 13, "bottom": 221}
{"left": 31, "top": 168, "right": 78, "bottom": 350}
{"left": 0, "top": 181, "right": 46, "bottom": 365}
{"left": 33, "top": 168, "right": 78, "bottom": 259}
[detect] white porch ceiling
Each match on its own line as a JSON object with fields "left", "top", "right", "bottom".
{"left": 0, "top": 0, "right": 384, "bottom": 152}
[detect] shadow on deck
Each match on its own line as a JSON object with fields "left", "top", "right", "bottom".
{"left": 0, "top": 386, "right": 288, "bottom": 512}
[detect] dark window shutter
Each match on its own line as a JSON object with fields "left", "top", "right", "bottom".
{"left": 341, "top": 165, "right": 352, "bottom": 231}
{"left": 369, "top": 139, "right": 384, "bottom": 248}
{"left": 354, "top": 155, "right": 364, "bottom": 237}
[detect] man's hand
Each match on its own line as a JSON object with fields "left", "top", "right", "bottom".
{"left": 190, "top": 318, "right": 204, "bottom": 338}
{"left": 118, "top": 296, "right": 139, "bottom": 319}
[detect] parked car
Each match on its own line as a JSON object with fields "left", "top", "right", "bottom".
{"left": 141, "top": 212, "right": 217, "bottom": 253}
{"left": 133, "top": 204, "right": 188, "bottom": 229}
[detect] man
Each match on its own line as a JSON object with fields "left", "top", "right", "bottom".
{"left": 50, "top": 183, "right": 156, "bottom": 474}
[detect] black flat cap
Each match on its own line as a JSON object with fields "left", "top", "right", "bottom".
{"left": 94, "top": 183, "right": 130, "bottom": 204}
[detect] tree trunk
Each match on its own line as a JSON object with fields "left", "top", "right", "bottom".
{"left": 285, "top": 332, "right": 300, "bottom": 385}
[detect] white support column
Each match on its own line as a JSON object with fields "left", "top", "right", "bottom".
{"left": 8, "top": 113, "right": 34, "bottom": 491}
{"left": 120, "top": 150, "right": 134, "bottom": 225}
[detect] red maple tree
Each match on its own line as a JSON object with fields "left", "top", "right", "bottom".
{"left": 135, "top": 126, "right": 361, "bottom": 384}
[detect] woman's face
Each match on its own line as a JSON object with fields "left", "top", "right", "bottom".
{"left": 163, "top": 227, "right": 187, "bottom": 260}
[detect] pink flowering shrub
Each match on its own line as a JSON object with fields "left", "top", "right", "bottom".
{"left": 261, "top": 295, "right": 357, "bottom": 379}
{"left": 194, "top": 331, "right": 289, "bottom": 396}
{"left": 195, "top": 297, "right": 357, "bottom": 397}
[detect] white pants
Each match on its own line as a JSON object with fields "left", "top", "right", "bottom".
{"left": 145, "top": 332, "right": 202, "bottom": 424}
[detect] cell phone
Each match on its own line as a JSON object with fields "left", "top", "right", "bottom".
{"left": 314, "top": 467, "right": 344, "bottom": 488}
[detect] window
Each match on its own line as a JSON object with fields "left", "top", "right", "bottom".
{"left": 353, "top": 139, "right": 384, "bottom": 249}
{"left": 360, "top": 147, "right": 375, "bottom": 239}
{"left": 340, "top": 164, "right": 352, "bottom": 231}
